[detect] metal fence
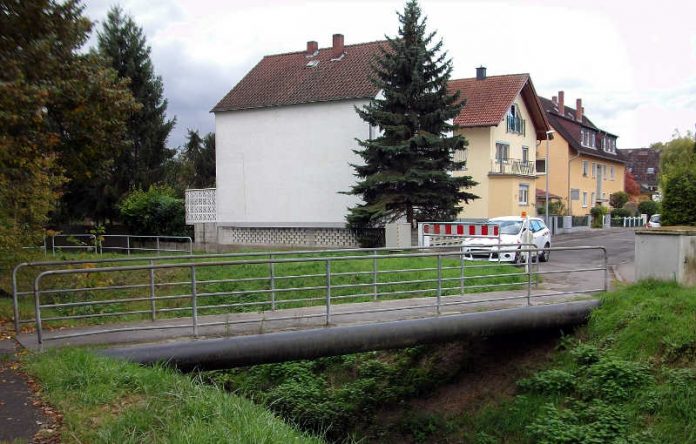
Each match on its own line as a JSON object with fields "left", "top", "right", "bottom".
{"left": 32, "top": 234, "right": 192, "bottom": 256}
{"left": 21, "top": 245, "right": 607, "bottom": 348}
{"left": 11, "top": 244, "right": 535, "bottom": 332}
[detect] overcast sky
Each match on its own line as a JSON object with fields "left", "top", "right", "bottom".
{"left": 82, "top": 0, "right": 696, "bottom": 150}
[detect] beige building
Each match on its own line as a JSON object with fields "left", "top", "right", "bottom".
{"left": 537, "top": 93, "right": 625, "bottom": 216}
{"left": 448, "top": 69, "right": 551, "bottom": 219}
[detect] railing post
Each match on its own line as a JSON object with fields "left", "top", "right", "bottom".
{"left": 187, "top": 237, "right": 193, "bottom": 254}
{"left": 372, "top": 250, "right": 378, "bottom": 301}
{"left": 603, "top": 248, "right": 609, "bottom": 292}
{"left": 460, "top": 248, "right": 465, "bottom": 295}
{"left": 51, "top": 235, "right": 55, "bottom": 256}
{"left": 527, "top": 247, "right": 532, "bottom": 306}
{"left": 156, "top": 237, "right": 161, "bottom": 256}
{"left": 149, "top": 260, "right": 156, "bottom": 321}
{"left": 127, "top": 236, "right": 131, "bottom": 256}
{"left": 43, "top": 236, "right": 47, "bottom": 256}
{"left": 191, "top": 266, "right": 198, "bottom": 337}
{"left": 269, "top": 254, "right": 276, "bottom": 310}
{"left": 12, "top": 266, "right": 20, "bottom": 333}
{"left": 33, "top": 278, "right": 43, "bottom": 351}
{"left": 92, "top": 235, "right": 98, "bottom": 255}
{"left": 436, "top": 254, "right": 442, "bottom": 315}
{"left": 325, "top": 260, "right": 331, "bottom": 325}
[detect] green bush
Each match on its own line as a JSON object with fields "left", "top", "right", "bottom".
{"left": 609, "top": 191, "right": 629, "bottom": 209}
{"left": 119, "top": 185, "right": 187, "bottom": 236}
{"left": 638, "top": 200, "right": 660, "bottom": 218}
{"left": 590, "top": 206, "right": 607, "bottom": 228}
{"left": 661, "top": 171, "right": 696, "bottom": 226}
{"left": 610, "top": 208, "right": 631, "bottom": 218}
{"left": 623, "top": 201, "right": 638, "bottom": 216}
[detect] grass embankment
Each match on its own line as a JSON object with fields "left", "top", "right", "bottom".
{"left": 208, "top": 281, "right": 696, "bottom": 443}
{"left": 3, "top": 249, "right": 525, "bottom": 331}
{"left": 24, "top": 348, "right": 321, "bottom": 443}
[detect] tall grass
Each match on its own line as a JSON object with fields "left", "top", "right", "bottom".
{"left": 24, "top": 348, "right": 322, "bottom": 443}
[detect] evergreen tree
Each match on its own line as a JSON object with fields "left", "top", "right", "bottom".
{"left": 346, "top": 0, "right": 477, "bottom": 228}
{"left": 183, "top": 131, "right": 215, "bottom": 189}
{"left": 97, "top": 6, "right": 176, "bottom": 193}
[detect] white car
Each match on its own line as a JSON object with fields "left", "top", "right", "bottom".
{"left": 646, "top": 213, "right": 661, "bottom": 228}
{"left": 461, "top": 216, "right": 552, "bottom": 263}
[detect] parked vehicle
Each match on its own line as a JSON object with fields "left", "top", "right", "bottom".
{"left": 461, "top": 216, "right": 552, "bottom": 263}
{"left": 646, "top": 213, "right": 661, "bottom": 228}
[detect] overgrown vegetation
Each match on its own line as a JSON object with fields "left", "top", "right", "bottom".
{"left": 24, "top": 348, "right": 320, "bottom": 443}
{"left": 205, "top": 281, "right": 696, "bottom": 443}
{"left": 118, "top": 185, "right": 187, "bottom": 236}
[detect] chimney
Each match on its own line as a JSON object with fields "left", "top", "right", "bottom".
{"left": 576, "top": 98, "right": 583, "bottom": 122}
{"left": 306, "top": 40, "right": 318, "bottom": 56}
{"left": 332, "top": 33, "right": 344, "bottom": 57}
{"left": 558, "top": 91, "right": 565, "bottom": 116}
{"left": 552, "top": 95, "right": 557, "bottom": 105}
{"left": 476, "top": 66, "right": 487, "bottom": 80}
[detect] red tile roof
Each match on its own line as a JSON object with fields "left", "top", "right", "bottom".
{"left": 212, "top": 40, "right": 386, "bottom": 112}
{"left": 448, "top": 74, "right": 529, "bottom": 127}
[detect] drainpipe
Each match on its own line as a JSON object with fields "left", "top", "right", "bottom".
{"left": 568, "top": 150, "right": 581, "bottom": 215}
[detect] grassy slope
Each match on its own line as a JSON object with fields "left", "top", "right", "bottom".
{"left": 463, "top": 280, "right": 696, "bottom": 443}
{"left": 24, "top": 348, "right": 321, "bottom": 444}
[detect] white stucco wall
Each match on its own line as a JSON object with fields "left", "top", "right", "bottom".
{"left": 215, "top": 100, "right": 371, "bottom": 227}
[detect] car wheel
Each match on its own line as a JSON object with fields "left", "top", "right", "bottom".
{"left": 539, "top": 242, "right": 551, "bottom": 262}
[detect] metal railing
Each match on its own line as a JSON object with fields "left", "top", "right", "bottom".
{"left": 506, "top": 115, "right": 526, "bottom": 135}
{"left": 98, "top": 235, "right": 193, "bottom": 255}
{"left": 490, "top": 159, "right": 536, "bottom": 176}
{"left": 24, "top": 245, "right": 607, "bottom": 348}
{"left": 47, "top": 234, "right": 98, "bottom": 255}
{"left": 11, "top": 244, "right": 531, "bottom": 332}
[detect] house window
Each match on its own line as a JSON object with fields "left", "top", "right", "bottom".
{"left": 536, "top": 159, "right": 546, "bottom": 174}
{"left": 506, "top": 104, "right": 525, "bottom": 135}
{"left": 591, "top": 162, "right": 597, "bottom": 178}
{"left": 455, "top": 148, "right": 468, "bottom": 170}
{"left": 610, "top": 166, "right": 615, "bottom": 179}
{"left": 581, "top": 129, "right": 596, "bottom": 148}
{"left": 495, "top": 143, "right": 510, "bottom": 163}
{"left": 519, "top": 183, "right": 529, "bottom": 205}
{"left": 522, "top": 146, "right": 529, "bottom": 163}
{"left": 582, "top": 192, "right": 588, "bottom": 207}
{"left": 602, "top": 165, "right": 608, "bottom": 180}
{"left": 591, "top": 192, "right": 596, "bottom": 204}
{"left": 582, "top": 160, "right": 589, "bottom": 177}
{"left": 647, "top": 167, "right": 655, "bottom": 174}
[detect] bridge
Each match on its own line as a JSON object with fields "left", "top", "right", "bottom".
{"left": 12, "top": 244, "right": 608, "bottom": 369}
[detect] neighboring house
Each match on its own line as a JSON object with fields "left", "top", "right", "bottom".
{"left": 619, "top": 147, "right": 660, "bottom": 201}
{"left": 448, "top": 68, "right": 551, "bottom": 219}
{"left": 536, "top": 92, "right": 625, "bottom": 215}
{"left": 202, "top": 34, "right": 385, "bottom": 246}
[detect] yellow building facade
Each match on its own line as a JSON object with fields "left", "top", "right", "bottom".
{"left": 536, "top": 94, "right": 625, "bottom": 216}
{"left": 449, "top": 71, "right": 551, "bottom": 219}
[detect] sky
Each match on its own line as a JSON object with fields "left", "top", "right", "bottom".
{"left": 82, "top": 0, "right": 696, "bottom": 151}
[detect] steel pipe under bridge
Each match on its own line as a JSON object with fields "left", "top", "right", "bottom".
{"left": 102, "top": 300, "right": 598, "bottom": 371}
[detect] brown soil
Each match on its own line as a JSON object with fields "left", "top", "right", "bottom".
{"left": 363, "top": 329, "right": 565, "bottom": 443}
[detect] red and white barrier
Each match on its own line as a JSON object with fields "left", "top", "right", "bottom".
{"left": 418, "top": 222, "right": 500, "bottom": 247}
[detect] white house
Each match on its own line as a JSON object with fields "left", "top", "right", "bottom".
{"left": 187, "top": 35, "right": 385, "bottom": 247}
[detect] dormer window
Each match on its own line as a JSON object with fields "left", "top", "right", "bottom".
{"left": 581, "top": 128, "right": 596, "bottom": 148}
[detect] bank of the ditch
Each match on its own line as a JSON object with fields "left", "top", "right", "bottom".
{"left": 20, "top": 281, "right": 696, "bottom": 443}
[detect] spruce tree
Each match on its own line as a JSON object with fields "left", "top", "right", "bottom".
{"left": 346, "top": 0, "right": 477, "bottom": 228}
{"left": 182, "top": 130, "right": 216, "bottom": 189}
{"left": 97, "top": 6, "right": 175, "bottom": 193}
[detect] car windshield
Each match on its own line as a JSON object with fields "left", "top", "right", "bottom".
{"left": 495, "top": 220, "right": 523, "bottom": 235}
{"left": 650, "top": 215, "right": 660, "bottom": 223}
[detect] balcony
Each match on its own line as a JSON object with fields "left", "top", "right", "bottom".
{"left": 490, "top": 159, "right": 536, "bottom": 176}
{"left": 506, "top": 115, "right": 526, "bottom": 136}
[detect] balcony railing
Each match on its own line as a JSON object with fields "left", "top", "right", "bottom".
{"left": 506, "top": 115, "right": 526, "bottom": 136}
{"left": 490, "top": 159, "right": 536, "bottom": 176}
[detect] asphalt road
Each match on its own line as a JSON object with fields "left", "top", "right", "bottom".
{"left": 541, "top": 228, "right": 635, "bottom": 291}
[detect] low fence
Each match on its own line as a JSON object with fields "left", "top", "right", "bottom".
{"left": 32, "top": 234, "right": 192, "bottom": 256}
{"left": 18, "top": 245, "right": 607, "bottom": 348}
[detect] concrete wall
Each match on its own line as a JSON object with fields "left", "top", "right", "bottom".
{"left": 635, "top": 229, "right": 696, "bottom": 285}
{"left": 215, "top": 99, "right": 371, "bottom": 227}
